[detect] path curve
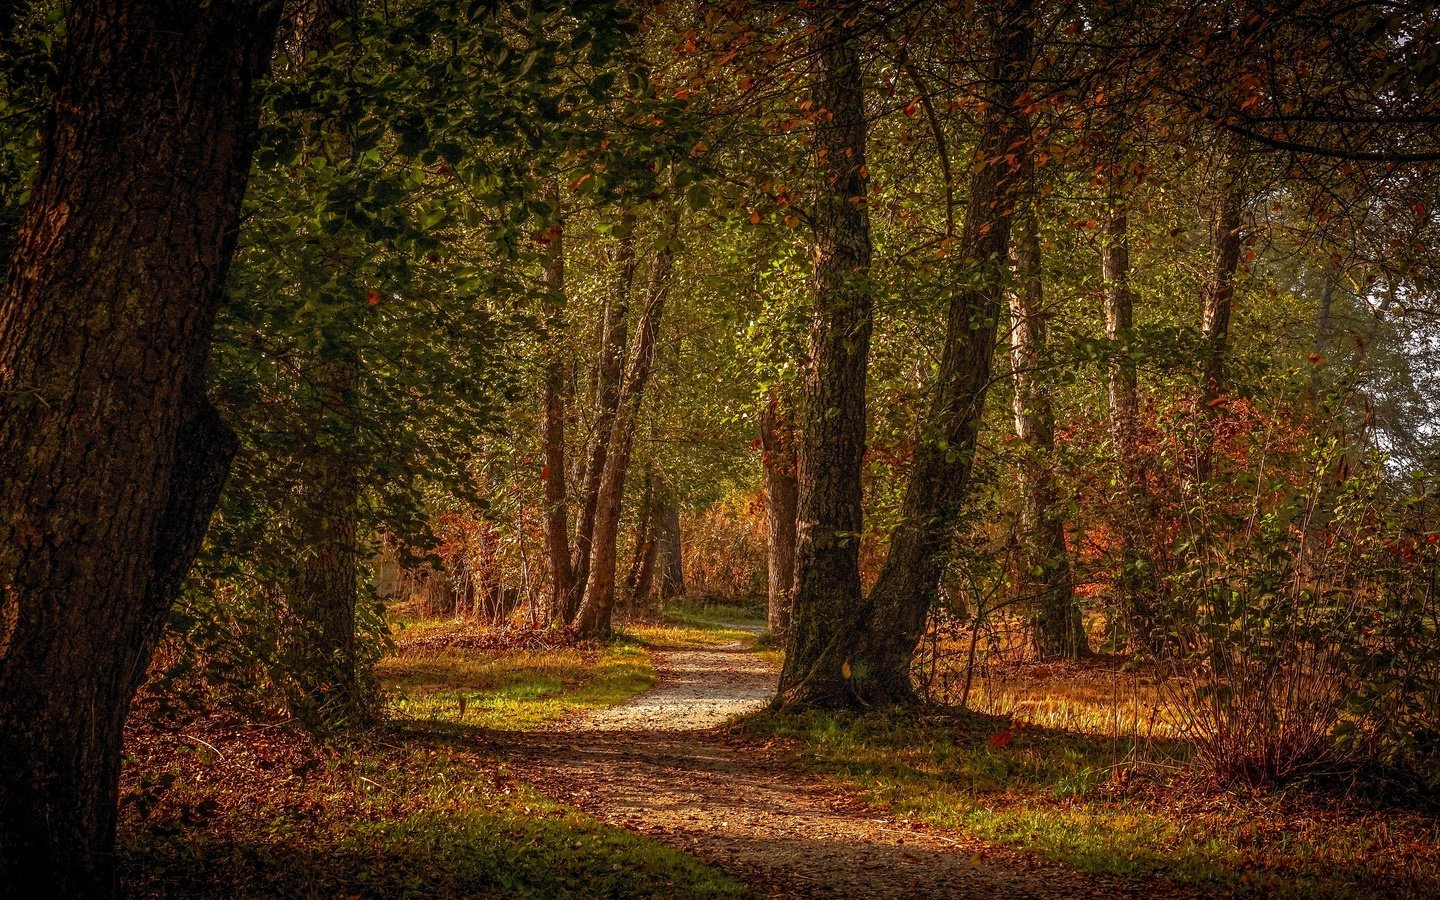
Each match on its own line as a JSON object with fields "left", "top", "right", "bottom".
{"left": 499, "top": 629, "right": 1174, "bottom": 899}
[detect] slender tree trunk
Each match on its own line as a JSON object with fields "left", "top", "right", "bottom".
{"left": 1200, "top": 173, "right": 1245, "bottom": 404}
{"left": 284, "top": 0, "right": 364, "bottom": 724}
{"left": 625, "top": 465, "right": 657, "bottom": 601}
{"left": 1104, "top": 205, "right": 1138, "bottom": 445}
{"left": 540, "top": 196, "right": 574, "bottom": 624}
{"left": 1010, "top": 204, "right": 1088, "bottom": 659}
{"left": 837, "top": 0, "right": 1036, "bottom": 707}
{"left": 761, "top": 390, "right": 799, "bottom": 639}
{"left": 286, "top": 355, "right": 362, "bottom": 719}
{"left": 1308, "top": 265, "right": 1335, "bottom": 399}
{"left": 576, "top": 205, "right": 681, "bottom": 636}
{"left": 0, "top": 2, "right": 278, "bottom": 894}
{"left": 566, "top": 212, "right": 638, "bottom": 622}
{"left": 775, "top": 19, "right": 875, "bottom": 708}
{"left": 1101, "top": 201, "right": 1163, "bottom": 649}
{"left": 653, "top": 479, "right": 685, "bottom": 600}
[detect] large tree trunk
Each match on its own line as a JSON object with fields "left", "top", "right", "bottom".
{"left": 625, "top": 466, "right": 658, "bottom": 602}
{"left": 565, "top": 213, "right": 638, "bottom": 623}
{"left": 760, "top": 390, "right": 798, "bottom": 638}
{"left": 774, "top": 20, "right": 875, "bottom": 708}
{"left": 836, "top": 0, "right": 1037, "bottom": 707}
{"left": 576, "top": 205, "right": 681, "bottom": 637}
{"left": 0, "top": 2, "right": 278, "bottom": 894}
{"left": 540, "top": 196, "right": 574, "bottom": 624}
{"left": 1010, "top": 204, "right": 1088, "bottom": 660}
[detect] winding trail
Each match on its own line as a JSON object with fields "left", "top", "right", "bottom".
{"left": 498, "top": 626, "right": 1173, "bottom": 899}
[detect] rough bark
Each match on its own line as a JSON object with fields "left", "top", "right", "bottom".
{"left": 760, "top": 390, "right": 799, "bottom": 639}
{"left": 565, "top": 212, "right": 638, "bottom": 623}
{"left": 840, "top": 0, "right": 1037, "bottom": 707}
{"left": 1010, "top": 204, "right": 1088, "bottom": 660}
{"left": 540, "top": 196, "right": 574, "bottom": 624}
{"left": 0, "top": 2, "right": 278, "bottom": 894}
{"left": 576, "top": 205, "right": 681, "bottom": 636}
{"left": 775, "top": 20, "right": 875, "bottom": 708}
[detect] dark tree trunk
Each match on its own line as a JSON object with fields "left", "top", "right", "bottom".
{"left": 540, "top": 195, "right": 574, "bottom": 624}
{"left": 1101, "top": 201, "right": 1163, "bottom": 649}
{"left": 1010, "top": 204, "right": 1087, "bottom": 660}
{"left": 840, "top": 0, "right": 1037, "bottom": 707}
{"left": 283, "top": 0, "right": 364, "bottom": 724}
{"left": 576, "top": 205, "right": 681, "bottom": 637}
{"left": 625, "top": 465, "right": 658, "bottom": 601}
{"left": 0, "top": 2, "right": 278, "bottom": 894}
{"left": 1200, "top": 173, "right": 1245, "bottom": 404}
{"left": 566, "top": 212, "right": 638, "bottom": 623}
{"left": 776, "top": 20, "right": 875, "bottom": 708}
{"left": 760, "top": 390, "right": 798, "bottom": 639}
{"left": 653, "top": 479, "right": 685, "bottom": 600}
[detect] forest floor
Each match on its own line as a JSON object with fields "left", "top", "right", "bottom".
{"left": 118, "top": 606, "right": 1440, "bottom": 898}
{"left": 492, "top": 621, "right": 1175, "bottom": 899}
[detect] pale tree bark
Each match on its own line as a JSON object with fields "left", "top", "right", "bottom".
{"left": 565, "top": 211, "right": 638, "bottom": 623}
{"left": 775, "top": 17, "right": 875, "bottom": 707}
{"left": 0, "top": 1, "right": 279, "bottom": 893}
{"left": 839, "top": 0, "right": 1037, "bottom": 706}
{"left": 760, "top": 389, "right": 799, "bottom": 638}
{"left": 576, "top": 203, "right": 682, "bottom": 636}
{"left": 1010, "top": 203, "right": 1087, "bottom": 659}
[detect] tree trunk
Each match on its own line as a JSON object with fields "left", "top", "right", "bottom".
{"left": 760, "top": 390, "right": 798, "bottom": 639}
{"left": 1101, "top": 201, "right": 1163, "bottom": 649}
{"left": 285, "top": 355, "right": 362, "bottom": 721}
{"left": 1010, "top": 204, "right": 1088, "bottom": 660}
{"left": 1200, "top": 173, "right": 1245, "bottom": 404}
{"left": 0, "top": 2, "right": 278, "bottom": 894}
{"left": 838, "top": 0, "right": 1036, "bottom": 707}
{"left": 775, "top": 20, "right": 875, "bottom": 708}
{"left": 565, "top": 212, "right": 638, "bottom": 622}
{"left": 540, "top": 195, "right": 574, "bottom": 624}
{"left": 653, "top": 479, "right": 685, "bottom": 600}
{"left": 283, "top": 0, "right": 364, "bottom": 725}
{"left": 625, "top": 465, "right": 657, "bottom": 601}
{"left": 576, "top": 205, "right": 681, "bottom": 637}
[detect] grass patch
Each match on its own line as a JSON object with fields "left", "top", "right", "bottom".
{"left": 120, "top": 718, "right": 748, "bottom": 898}
{"left": 379, "top": 635, "right": 654, "bottom": 731}
{"left": 743, "top": 707, "right": 1440, "bottom": 898}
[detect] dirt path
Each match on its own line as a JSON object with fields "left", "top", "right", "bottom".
{"left": 498, "top": 628, "right": 1172, "bottom": 899}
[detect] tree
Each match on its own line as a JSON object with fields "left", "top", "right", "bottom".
{"left": 760, "top": 389, "right": 799, "bottom": 638}
{"left": 775, "top": 14, "right": 875, "bottom": 708}
{"left": 1009, "top": 201, "right": 1088, "bottom": 659}
{"left": 0, "top": 1, "right": 280, "bottom": 893}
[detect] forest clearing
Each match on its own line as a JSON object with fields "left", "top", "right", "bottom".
{"left": 3, "top": 1, "right": 1440, "bottom": 897}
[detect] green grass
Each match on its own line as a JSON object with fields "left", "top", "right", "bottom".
{"left": 120, "top": 722, "right": 749, "bottom": 898}
{"left": 379, "top": 641, "right": 654, "bottom": 730}
{"left": 743, "top": 709, "right": 1440, "bottom": 898}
